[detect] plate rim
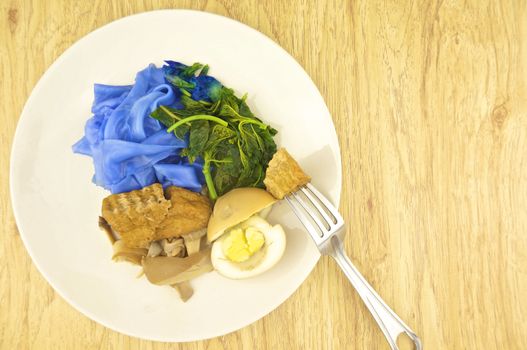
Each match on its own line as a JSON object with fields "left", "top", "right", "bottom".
{"left": 10, "top": 9, "right": 342, "bottom": 342}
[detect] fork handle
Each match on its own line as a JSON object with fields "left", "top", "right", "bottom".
{"left": 329, "top": 236, "right": 422, "bottom": 350}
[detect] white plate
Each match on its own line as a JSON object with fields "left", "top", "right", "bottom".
{"left": 10, "top": 10, "right": 341, "bottom": 342}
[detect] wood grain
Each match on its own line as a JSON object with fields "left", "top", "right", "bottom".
{"left": 1, "top": 0, "right": 526, "bottom": 349}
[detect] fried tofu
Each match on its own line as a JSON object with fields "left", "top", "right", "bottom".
{"left": 156, "top": 186, "right": 212, "bottom": 240}
{"left": 264, "top": 148, "right": 311, "bottom": 199}
{"left": 101, "top": 184, "right": 211, "bottom": 248}
{"left": 101, "top": 183, "right": 171, "bottom": 248}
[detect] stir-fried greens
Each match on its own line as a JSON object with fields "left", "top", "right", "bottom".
{"left": 151, "top": 61, "right": 277, "bottom": 200}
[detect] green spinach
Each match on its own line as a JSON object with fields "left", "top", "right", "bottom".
{"left": 151, "top": 87, "right": 277, "bottom": 200}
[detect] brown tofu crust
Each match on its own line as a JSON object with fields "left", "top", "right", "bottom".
{"left": 101, "top": 184, "right": 211, "bottom": 248}
{"left": 264, "top": 148, "right": 311, "bottom": 199}
{"left": 155, "top": 186, "right": 212, "bottom": 239}
{"left": 101, "top": 183, "right": 170, "bottom": 248}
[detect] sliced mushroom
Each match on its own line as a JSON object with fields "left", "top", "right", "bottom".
{"left": 143, "top": 247, "right": 213, "bottom": 285}
{"left": 182, "top": 228, "right": 207, "bottom": 256}
{"left": 160, "top": 238, "right": 185, "bottom": 257}
{"left": 112, "top": 240, "right": 148, "bottom": 265}
{"left": 147, "top": 241, "right": 163, "bottom": 257}
{"left": 200, "top": 234, "right": 210, "bottom": 251}
{"left": 172, "top": 281, "right": 194, "bottom": 302}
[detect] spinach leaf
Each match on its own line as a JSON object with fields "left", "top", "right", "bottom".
{"left": 150, "top": 106, "right": 178, "bottom": 128}
{"left": 149, "top": 62, "right": 278, "bottom": 200}
{"left": 199, "top": 64, "right": 209, "bottom": 76}
{"left": 187, "top": 120, "right": 210, "bottom": 162}
{"left": 166, "top": 75, "right": 195, "bottom": 89}
{"left": 150, "top": 105, "right": 189, "bottom": 139}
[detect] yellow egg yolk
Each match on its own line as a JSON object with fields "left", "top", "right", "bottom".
{"left": 222, "top": 227, "right": 265, "bottom": 263}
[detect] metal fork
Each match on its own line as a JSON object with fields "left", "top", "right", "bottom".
{"left": 285, "top": 183, "right": 422, "bottom": 350}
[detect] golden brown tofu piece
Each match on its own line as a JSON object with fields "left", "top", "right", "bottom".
{"left": 101, "top": 184, "right": 212, "bottom": 248}
{"left": 155, "top": 186, "right": 212, "bottom": 240}
{"left": 102, "top": 183, "right": 171, "bottom": 248}
{"left": 264, "top": 148, "right": 311, "bottom": 199}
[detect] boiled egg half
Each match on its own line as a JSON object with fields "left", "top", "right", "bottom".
{"left": 207, "top": 188, "right": 286, "bottom": 279}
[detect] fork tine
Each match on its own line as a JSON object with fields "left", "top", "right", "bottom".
{"left": 306, "top": 183, "right": 344, "bottom": 224}
{"left": 291, "top": 191, "right": 330, "bottom": 231}
{"left": 285, "top": 195, "right": 323, "bottom": 237}
{"left": 300, "top": 186, "right": 335, "bottom": 226}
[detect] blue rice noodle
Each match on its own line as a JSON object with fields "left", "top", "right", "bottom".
{"left": 72, "top": 64, "right": 204, "bottom": 194}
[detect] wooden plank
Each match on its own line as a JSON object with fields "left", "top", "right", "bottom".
{"left": 1, "top": 0, "right": 526, "bottom": 348}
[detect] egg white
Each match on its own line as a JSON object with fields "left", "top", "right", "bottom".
{"left": 211, "top": 216, "right": 286, "bottom": 279}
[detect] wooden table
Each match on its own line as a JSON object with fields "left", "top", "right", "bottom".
{"left": 1, "top": 1, "right": 526, "bottom": 349}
